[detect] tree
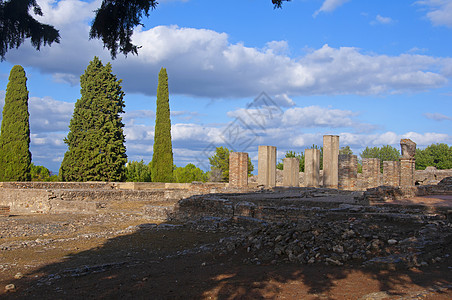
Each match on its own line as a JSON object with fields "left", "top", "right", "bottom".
{"left": 151, "top": 67, "right": 174, "bottom": 182}
{"left": 59, "top": 57, "right": 127, "bottom": 182}
{"left": 339, "top": 146, "right": 353, "bottom": 155}
{"left": 208, "top": 146, "right": 254, "bottom": 182}
{"left": 360, "top": 145, "right": 400, "bottom": 172}
{"left": 0, "top": 0, "right": 60, "bottom": 60}
{"left": 416, "top": 143, "right": 452, "bottom": 170}
{"left": 125, "top": 160, "right": 152, "bottom": 182}
{"left": 0, "top": 65, "right": 31, "bottom": 181}
{"left": 0, "top": 0, "right": 289, "bottom": 59}
{"left": 30, "top": 163, "right": 58, "bottom": 181}
{"left": 173, "top": 163, "right": 208, "bottom": 183}
{"left": 276, "top": 151, "right": 305, "bottom": 172}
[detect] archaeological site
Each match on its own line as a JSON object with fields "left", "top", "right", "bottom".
{"left": 1, "top": 136, "right": 451, "bottom": 299}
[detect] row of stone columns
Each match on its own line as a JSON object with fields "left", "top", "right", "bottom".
{"left": 228, "top": 136, "right": 416, "bottom": 189}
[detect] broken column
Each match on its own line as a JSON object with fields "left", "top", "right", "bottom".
{"left": 282, "top": 157, "right": 299, "bottom": 187}
{"left": 338, "top": 154, "right": 357, "bottom": 190}
{"left": 305, "top": 148, "right": 320, "bottom": 187}
{"left": 323, "top": 135, "right": 339, "bottom": 189}
{"left": 383, "top": 161, "right": 400, "bottom": 186}
{"left": 400, "top": 139, "right": 416, "bottom": 187}
{"left": 258, "top": 146, "right": 277, "bottom": 187}
{"left": 362, "top": 158, "right": 381, "bottom": 189}
{"left": 229, "top": 152, "right": 249, "bottom": 187}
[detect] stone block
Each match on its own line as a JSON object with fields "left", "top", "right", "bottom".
{"left": 229, "top": 152, "right": 249, "bottom": 187}
{"left": 258, "top": 146, "right": 277, "bottom": 187}
{"left": 362, "top": 158, "right": 381, "bottom": 189}
{"left": 305, "top": 149, "right": 320, "bottom": 187}
{"left": 323, "top": 135, "right": 339, "bottom": 188}
{"left": 338, "top": 154, "right": 357, "bottom": 190}
{"left": 400, "top": 159, "right": 415, "bottom": 187}
{"left": 383, "top": 161, "right": 400, "bottom": 186}
{"left": 282, "top": 157, "right": 300, "bottom": 187}
{"left": 400, "top": 139, "right": 416, "bottom": 159}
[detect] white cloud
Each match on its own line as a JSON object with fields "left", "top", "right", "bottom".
{"left": 424, "top": 112, "right": 452, "bottom": 121}
{"left": 28, "top": 96, "right": 74, "bottom": 133}
{"left": 4, "top": 1, "right": 451, "bottom": 100}
{"left": 373, "top": 14, "right": 394, "bottom": 25}
{"left": 282, "top": 106, "right": 356, "bottom": 128}
{"left": 314, "top": 0, "right": 351, "bottom": 17}
{"left": 417, "top": 0, "right": 452, "bottom": 28}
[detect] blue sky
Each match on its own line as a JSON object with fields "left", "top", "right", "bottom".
{"left": 1, "top": 0, "right": 451, "bottom": 173}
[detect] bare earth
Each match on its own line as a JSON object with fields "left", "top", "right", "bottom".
{"left": 1, "top": 212, "right": 451, "bottom": 299}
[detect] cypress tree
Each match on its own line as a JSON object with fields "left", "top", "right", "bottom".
{"left": 0, "top": 65, "right": 31, "bottom": 181}
{"left": 151, "top": 68, "right": 173, "bottom": 182}
{"left": 60, "top": 57, "right": 127, "bottom": 182}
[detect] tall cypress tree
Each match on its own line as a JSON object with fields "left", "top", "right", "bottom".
{"left": 151, "top": 68, "right": 173, "bottom": 182}
{"left": 0, "top": 65, "right": 31, "bottom": 181}
{"left": 60, "top": 57, "right": 127, "bottom": 182}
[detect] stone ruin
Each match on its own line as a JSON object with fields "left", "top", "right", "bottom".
{"left": 231, "top": 136, "right": 426, "bottom": 191}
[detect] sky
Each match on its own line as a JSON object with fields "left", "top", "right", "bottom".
{"left": 0, "top": 0, "right": 451, "bottom": 173}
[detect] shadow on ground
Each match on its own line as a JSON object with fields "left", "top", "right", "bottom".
{"left": 3, "top": 222, "right": 452, "bottom": 299}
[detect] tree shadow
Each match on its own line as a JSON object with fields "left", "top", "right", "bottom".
{"left": 3, "top": 220, "right": 451, "bottom": 299}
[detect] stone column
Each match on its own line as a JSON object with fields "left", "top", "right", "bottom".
{"left": 282, "top": 157, "right": 299, "bottom": 187}
{"left": 305, "top": 148, "right": 320, "bottom": 187}
{"left": 383, "top": 161, "right": 400, "bottom": 186}
{"left": 400, "top": 139, "right": 416, "bottom": 187}
{"left": 258, "top": 146, "right": 277, "bottom": 187}
{"left": 362, "top": 158, "right": 381, "bottom": 189}
{"left": 229, "top": 152, "right": 248, "bottom": 187}
{"left": 338, "top": 154, "right": 357, "bottom": 190}
{"left": 323, "top": 135, "right": 339, "bottom": 188}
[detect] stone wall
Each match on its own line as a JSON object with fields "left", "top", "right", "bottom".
{"left": 383, "top": 161, "right": 400, "bottom": 187}
{"left": 338, "top": 154, "right": 357, "bottom": 191}
{"left": 229, "top": 152, "right": 248, "bottom": 187}
{"left": 0, "top": 182, "right": 247, "bottom": 215}
{"left": 362, "top": 158, "right": 381, "bottom": 189}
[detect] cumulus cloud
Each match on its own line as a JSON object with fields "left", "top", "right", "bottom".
{"left": 314, "top": 0, "right": 351, "bottom": 17}
{"left": 424, "top": 112, "right": 452, "bottom": 121}
{"left": 4, "top": 1, "right": 451, "bottom": 100}
{"left": 417, "top": 0, "right": 452, "bottom": 28}
{"left": 28, "top": 97, "right": 74, "bottom": 133}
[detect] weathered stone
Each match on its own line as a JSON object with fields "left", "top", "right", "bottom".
{"left": 400, "top": 138, "right": 416, "bottom": 159}
{"left": 383, "top": 161, "right": 400, "bottom": 186}
{"left": 282, "top": 158, "right": 299, "bottom": 187}
{"left": 258, "top": 146, "right": 277, "bottom": 187}
{"left": 305, "top": 149, "right": 320, "bottom": 187}
{"left": 338, "top": 154, "right": 357, "bottom": 191}
{"left": 229, "top": 152, "right": 249, "bottom": 187}
{"left": 323, "top": 135, "right": 339, "bottom": 189}
{"left": 362, "top": 158, "right": 381, "bottom": 189}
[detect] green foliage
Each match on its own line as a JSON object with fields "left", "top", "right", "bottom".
{"left": 173, "top": 163, "right": 208, "bottom": 183}
{"left": 30, "top": 163, "right": 58, "bottom": 181}
{"left": 276, "top": 151, "right": 305, "bottom": 172}
{"left": 0, "top": 0, "right": 60, "bottom": 60}
{"left": 151, "top": 68, "right": 174, "bottom": 183}
{"left": 360, "top": 145, "right": 400, "bottom": 172}
{"left": 125, "top": 160, "right": 152, "bottom": 182}
{"left": 0, "top": 65, "right": 31, "bottom": 181}
{"left": 339, "top": 146, "right": 353, "bottom": 155}
{"left": 90, "top": 0, "right": 158, "bottom": 59}
{"left": 208, "top": 147, "right": 254, "bottom": 182}
{"left": 60, "top": 57, "right": 127, "bottom": 182}
{"left": 416, "top": 143, "right": 452, "bottom": 170}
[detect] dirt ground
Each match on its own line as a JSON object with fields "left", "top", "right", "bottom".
{"left": 1, "top": 213, "right": 451, "bottom": 299}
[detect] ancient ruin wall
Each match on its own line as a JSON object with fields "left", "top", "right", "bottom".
{"left": 338, "top": 154, "right": 357, "bottom": 191}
